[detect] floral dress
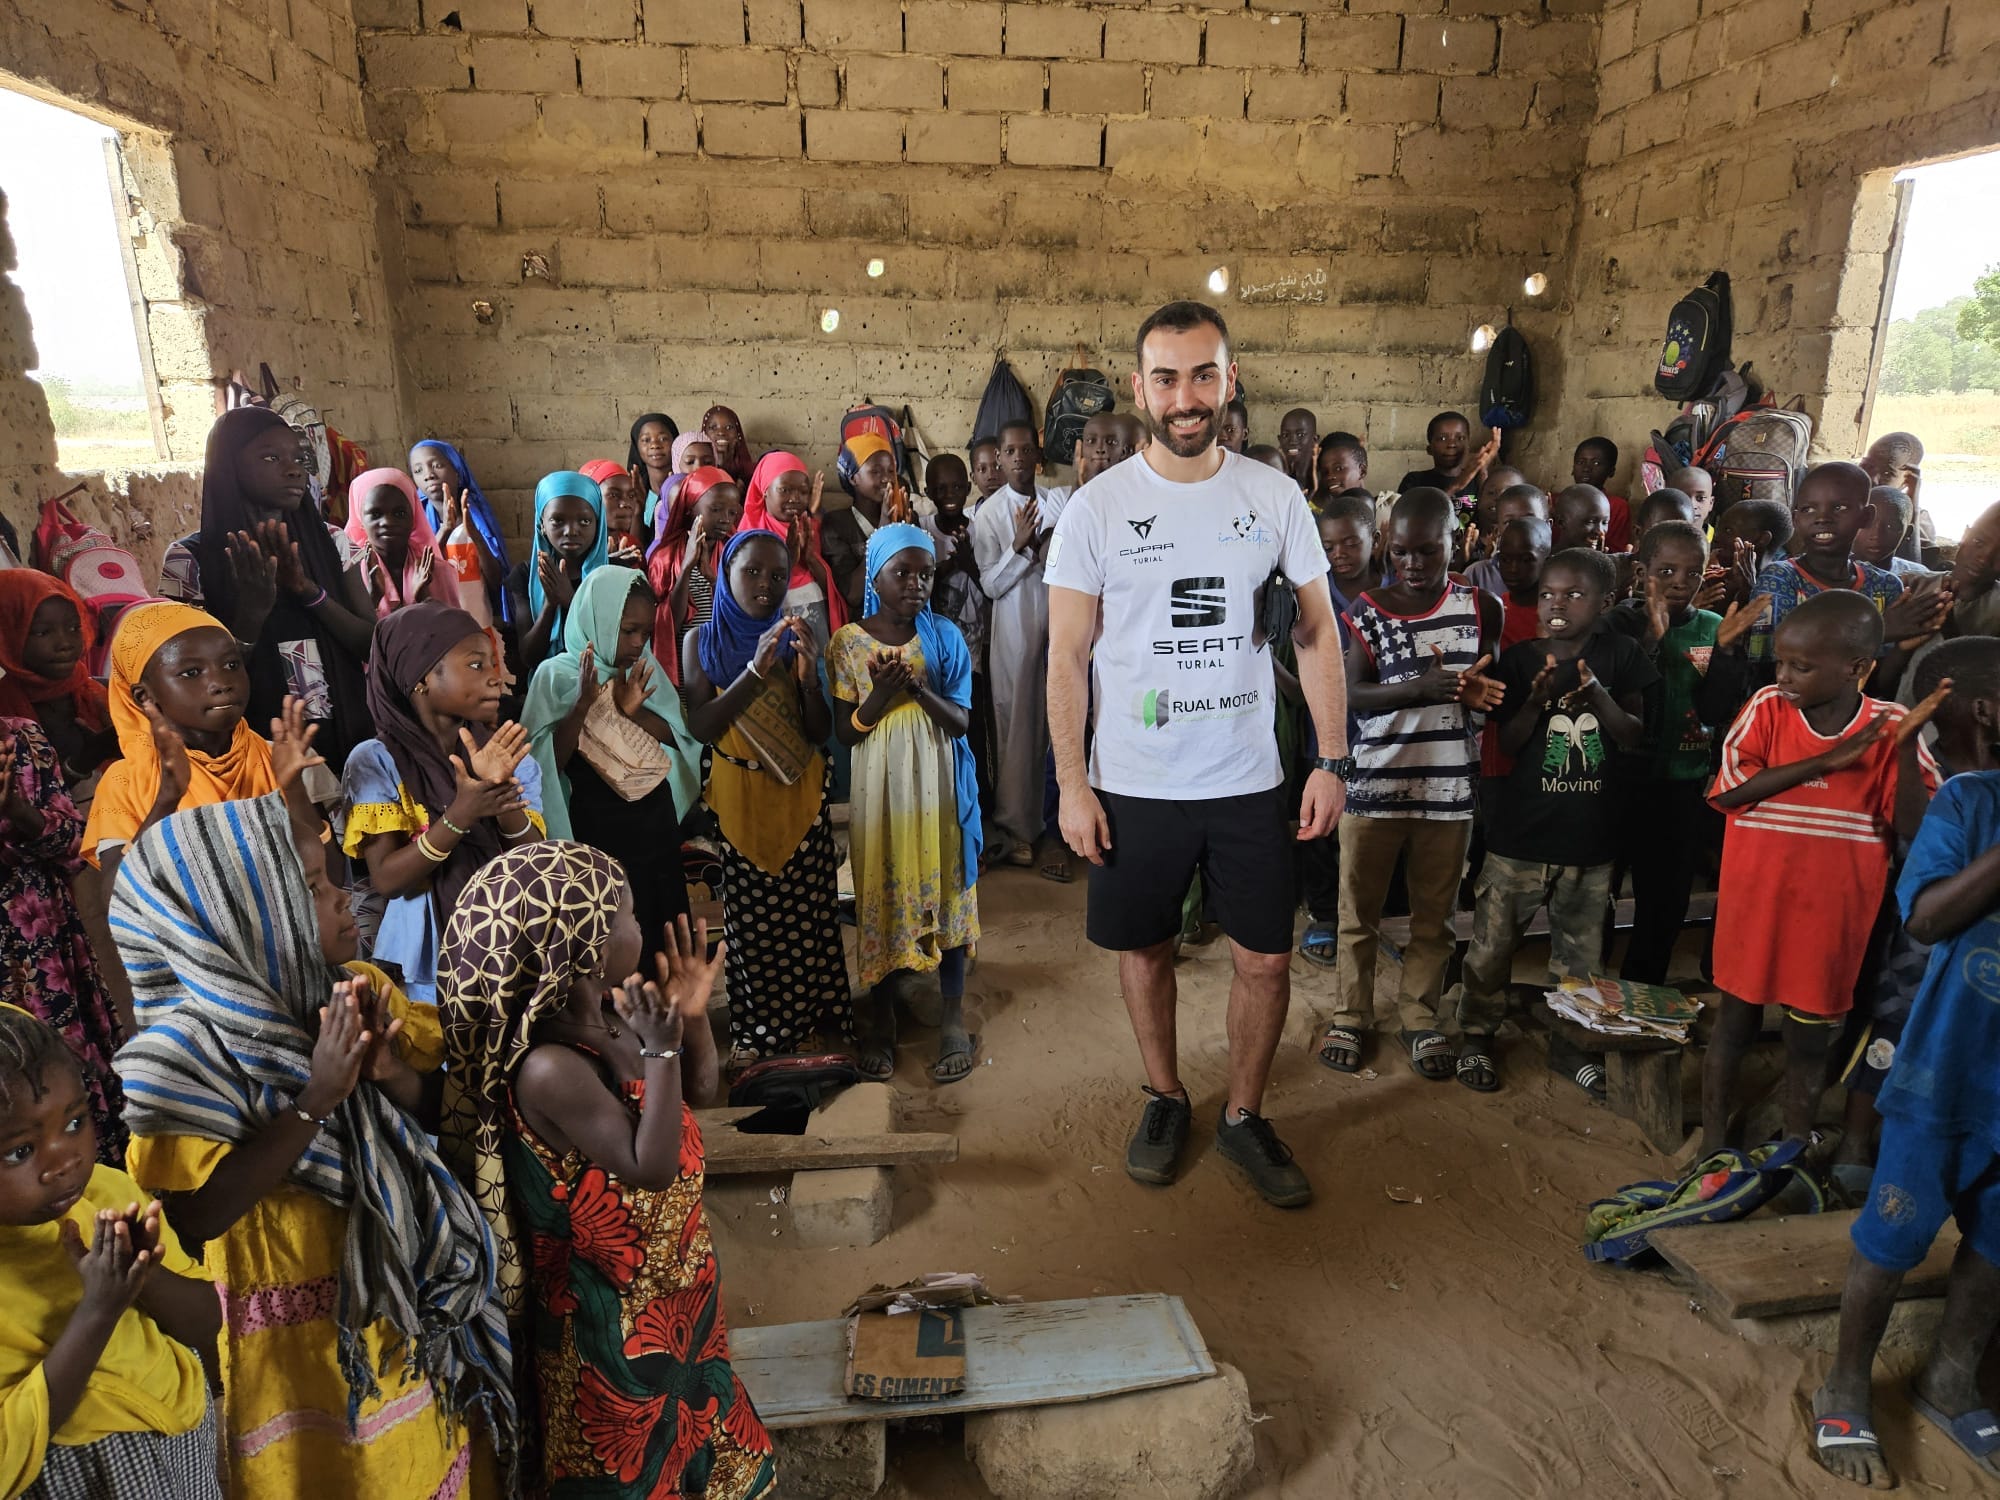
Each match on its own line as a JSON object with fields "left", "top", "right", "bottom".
{"left": 0, "top": 719, "right": 125, "bottom": 1163}
{"left": 827, "top": 628, "right": 980, "bottom": 991}
{"left": 508, "top": 1059, "right": 774, "bottom": 1498}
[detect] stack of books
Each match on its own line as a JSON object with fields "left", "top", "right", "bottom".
{"left": 1545, "top": 976, "right": 1702, "bottom": 1043}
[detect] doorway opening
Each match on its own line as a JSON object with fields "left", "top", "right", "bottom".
{"left": 1866, "top": 149, "right": 2000, "bottom": 544}
{"left": 0, "top": 87, "right": 164, "bottom": 469}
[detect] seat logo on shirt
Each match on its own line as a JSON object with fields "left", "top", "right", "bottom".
{"left": 1128, "top": 514, "right": 1158, "bottom": 540}
{"left": 1170, "top": 577, "right": 1227, "bottom": 628}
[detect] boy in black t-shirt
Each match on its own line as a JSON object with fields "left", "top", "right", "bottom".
{"left": 1396, "top": 410, "right": 1501, "bottom": 506}
{"left": 1449, "top": 548, "right": 1658, "bottom": 1090}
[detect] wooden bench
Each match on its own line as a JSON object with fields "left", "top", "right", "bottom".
{"left": 1651, "top": 1209, "right": 1960, "bottom": 1318}
{"left": 1535, "top": 1001, "right": 1688, "bottom": 1153}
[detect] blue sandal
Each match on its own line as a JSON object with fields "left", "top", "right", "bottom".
{"left": 1909, "top": 1389, "right": 2000, "bottom": 1476}
{"left": 1298, "top": 921, "right": 1338, "bottom": 969}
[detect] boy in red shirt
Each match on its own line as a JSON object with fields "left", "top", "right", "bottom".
{"left": 1701, "top": 591, "right": 1937, "bottom": 1158}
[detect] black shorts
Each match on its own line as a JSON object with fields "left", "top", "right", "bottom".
{"left": 1086, "top": 787, "right": 1296, "bottom": 955}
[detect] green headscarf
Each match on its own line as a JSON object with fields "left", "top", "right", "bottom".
{"left": 521, "top": 565, "right": 701, "bottom": 838}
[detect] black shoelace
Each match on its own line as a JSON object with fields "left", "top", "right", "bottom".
{"left": 1230, "top": 1109, "right": 1294, "bottom": 1165}
{"left": 1140, "top": 1087, "right": 1186, "bottom": 1143}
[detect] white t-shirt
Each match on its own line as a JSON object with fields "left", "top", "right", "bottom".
{"left": 1044, "top": 450, "right": 1328, "bottom": 799}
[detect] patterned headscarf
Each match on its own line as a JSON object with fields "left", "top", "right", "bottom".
{"left": 863, "top": 523, "right": 982, "bottom": 885}
{"left": 112, "top": 793, "right": 516, "bottom": 1451}
{"left": 437, "top": 841, "right": 628, "bottom": 1316}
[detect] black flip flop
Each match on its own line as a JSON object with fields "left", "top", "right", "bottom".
{"left": 1317, "top": 1023, "right": 1364, "bottom": 1073}
{"left": 1400, "top": 1028, "right": 1454, "bottom": 1082}
{"left": 931, "top": 1027, "right": 978, "bottom": 1086}
{"left": 1456, "top": 1043, "right": 1500, "bottom": 1093}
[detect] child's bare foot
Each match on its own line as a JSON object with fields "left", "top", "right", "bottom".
{"left": 1809, "top": 1384, "right": 1895, "bottom": 1489}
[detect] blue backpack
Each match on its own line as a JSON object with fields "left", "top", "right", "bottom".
{"left": 1583, "top": 1139, "right": 1823, "bottom": 1264}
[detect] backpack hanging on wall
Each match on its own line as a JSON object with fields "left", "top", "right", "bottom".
{"left": 1042, "top": 346, "right": 1116, "bottom": 469}
{"left": 1698, "top": 401, "right": 1814, "bottom": 510}
{"left": 1479, "top": 320, "right": 1534, "bottom": 430}
{"left": 969, "top": 355, "right": 1037, "bottom": 451}
{"left": 33, "top": 484, "right": 151, "bottom": 671}
{"left": 1655, "top": 271, "right": 1733, "bottom": 402}
{"left": 1640, "top": 368, "right": 1754, "bottom": 493}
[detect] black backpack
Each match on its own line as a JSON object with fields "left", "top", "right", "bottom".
{"left": 1655, "top": 271, "right": 1732, "bottom": 401}
{"left": 1480, "top": 322, "right": 1533, "bottom": 430}
{"left": 970, "top": 356, "right": 1038, "bottom": 451}
{"left": 1043, "top": 353, "right": 1116, "bottom": 468}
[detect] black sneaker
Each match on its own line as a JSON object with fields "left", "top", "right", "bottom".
{"left": 1214, "top": 1107, "right": 1313, "bottom": 1208}
{"left": 1125, "top": 1087, "right": 1191, "bottom": 1185}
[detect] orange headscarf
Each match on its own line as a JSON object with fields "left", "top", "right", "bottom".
{"left": 81, "top": 601, "right": 278, "bottom": 865}
{"left": 0, "top": 571, "right": 108, "bottom": 730}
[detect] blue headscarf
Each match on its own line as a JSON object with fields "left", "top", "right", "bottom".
{"left": 697, "top": 529, "right": 792, "bottom": 687}
{"left": 529, "top": 470, "right": 610, "bottom": 640}
{"left": 864, "top": 522, "right": 982, "bottom": 887}
{"left": 410, "top": 439, "right": 512, "bottom": 622}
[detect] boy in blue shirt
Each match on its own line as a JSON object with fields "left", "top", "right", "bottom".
{"left": 1811, "top": 686, "right": 2000, "bottom": 1486}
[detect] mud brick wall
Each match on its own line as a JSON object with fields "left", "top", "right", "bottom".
{"left": 1564, "top": 0, "right": 2000, "bottom": 486}
{"left": 356, "top": 1, "right": 1600, "bottom": 541}
{"left": 0, "top": 0, "right": 401, "bottom": 565}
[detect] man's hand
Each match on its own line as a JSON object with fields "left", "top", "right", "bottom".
{"left": 1058, "top": 781, "right": 1112, "bottom": 867}
{"left": 1297, "top": 767, "right": 1345, "bottom": 840}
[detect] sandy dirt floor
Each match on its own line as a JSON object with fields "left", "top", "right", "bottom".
{"left": 707, "top": 867, "right": 1997, "bottom": 1498}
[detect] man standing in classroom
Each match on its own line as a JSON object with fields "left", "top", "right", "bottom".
{"left": 1045, "top": 300, "right": 1351, "bottom": 1208}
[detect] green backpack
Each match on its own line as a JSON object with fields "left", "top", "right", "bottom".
{"left": 1584, "top": 1139, "right": 1824, "bottom": 1264}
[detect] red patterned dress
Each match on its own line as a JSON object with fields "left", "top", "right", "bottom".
{"left": 508, "top": 1070, "right": 775, "bottom": 1498}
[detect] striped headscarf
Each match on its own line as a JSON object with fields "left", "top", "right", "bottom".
{"left": 110, "top": 793, "right": 516, "bottom": 1453}
{"left": 435, "top": 841, "right": 628, "bottom": 1316}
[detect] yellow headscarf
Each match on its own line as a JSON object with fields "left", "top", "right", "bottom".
{"left": 81, "top": 601, "right": 278, "bottom": 865}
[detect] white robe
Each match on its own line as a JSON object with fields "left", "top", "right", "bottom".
{"left": 971, "top": 483, "right": 1067, "bottom": 851}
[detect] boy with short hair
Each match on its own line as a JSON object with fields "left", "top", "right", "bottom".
{"left": 1489, "top": 514, "right": 1551, "bottom": 650}
{"left": 1808, "top": 641, "right": 2000, "bottom": 1489}
{"left": 1320, "top": 489, "right": 1504, "bottom": 1080}
{"left": 1743, "top": 462, "right": 1945, "bottom": 680}
{"left": 970, "top": 436, "right": 1006, "bottom": 503}
{"left": 1701, "top": 591, "right": 1938, "bottom": 1160}
{"left": 1861, "top": 429, "right": 1929, "bottom": 561}
{"left": 1605, "top": 520, "right": 1725, "bottom": 983}
{"left": 1465, "top": 484, "right": 1548, "bottom": 599}
{"left": 1553, "top": 484, "right": 1612, "bottom": 552}
{"left": 1246, "top": 443, "right": 1286, "bottom": 473}
{"left": 1854, "top": 484, "right": 1933, "bottom": 581}
{"left": 1074, "top": 411, "right": 1134, "bottom": 487}
{"left": 1636, "top": 487, "right": 1696, "bottom": 536}
{"left": 1219, "top": 397, "right": 1250, "bottom": 455}
{"left": 1472, "top": 465, "right": 1528, "bottom": 543}
{"left": 924, "top": 452, "right": 994, "bottom": 807}
{"left": 1451, "top": 547, "right": 1656, "bottom": 1089}
{"left": 1572, "top": 436, "right": 1633, "bottom": 551}
{"left": 971, "top": 418, "right": 1068, "bottom": 865}
{"left": 1397, "top": 411, "right": 1499, "bottom": 505}
{"left": 1666, "top": 465, "right": 1716, "bottom": 530}
{"left": 1278, "top": 408, "right": 1318, "bottom": 493}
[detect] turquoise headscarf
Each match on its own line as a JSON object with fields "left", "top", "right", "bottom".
{"left": 528, "top": 471, "right": 609, "bottom": 638}
{"left": 521, "top": 565, "right": 701, "bottom": 839}
{"left": 864, "top": 522, "right": 982, "bottom": 887}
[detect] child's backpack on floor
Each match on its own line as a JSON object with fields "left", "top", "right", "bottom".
{"left": 1480, "top": 321, "right": 1534, "bottom": 431}
{"left": 1698, "top": 401, "right": 1814, "bottom": 510}
{"left": 1583, "top": 1138, "right": 1824, "bottom": 1265}
{"left": 970, "top": 356, "right": 1038, "bottom": 451}
{"left": 1655, "top": 270, "right": 1733, "bottom": 402}
{"left": 1042, "top": 348, "right": 1116, "bottom": 468}
{"left": 33, "top": 485, "right": 150, "bottom": 670}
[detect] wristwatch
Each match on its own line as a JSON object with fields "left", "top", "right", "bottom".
{"left": 1313, "top": 755, "right": 1355, "bottom": 780}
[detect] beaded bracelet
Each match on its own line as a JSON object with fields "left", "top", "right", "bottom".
{"left": 437, "top": 814, "right": 470, "bottom": 837}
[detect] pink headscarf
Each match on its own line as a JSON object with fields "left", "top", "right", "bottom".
{"left": 578, "top": 458, "right": 625, "bottom": 488}
{"left": 737, "top": 450, "right": 846, "bottom": 630}
{"left": 670, "top": 432, "right": 706, "bottom": 473}
{"left": 345, "top": 467, "right": 459, "bottom": 617}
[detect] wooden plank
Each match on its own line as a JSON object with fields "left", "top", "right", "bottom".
{"left": 692, "top": 1106, "right": 763, "bottom": 1129}
{"left": 1651, "top": 1209, "right": 1961, "bottom": 1319}
{"left": 702, "top": 1127, "right": 957, "bottom": 1175}
{"left": 731, "top": 1294, "right": 1216, "bottom": 1429}
{"left": 1380, "top": 891, "right": 1716, "bottom": 948}
{"left": 1606, "top": 1049, "right": 1685, "bottom": 1154}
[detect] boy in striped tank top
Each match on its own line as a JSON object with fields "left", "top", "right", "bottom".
{"left": 1319, "top": 490, "right": 1502, "bottom": 1080}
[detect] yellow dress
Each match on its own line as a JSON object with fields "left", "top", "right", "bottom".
{"left": 827, "top": 627, "right": 980, "bottom": 989}
{"left": 125, "top": 965, "right": 479, "bottom": 1500}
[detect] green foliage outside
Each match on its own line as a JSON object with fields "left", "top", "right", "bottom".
{"left": 32, "top": 373, "right": 151, "bottom": 441}
{"left": 1881, "top": 295, "right": 2000, "bottom": 396}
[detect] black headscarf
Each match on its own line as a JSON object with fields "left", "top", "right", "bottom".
{"left": 625, "top": 411, "right": 678, "bottom": 490}
{"left": 197, "top": 406, "right": 371, "bottom": 767}
{"left": 365, "top": 602, "right": 502, "bottom": 920}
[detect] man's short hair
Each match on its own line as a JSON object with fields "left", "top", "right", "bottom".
{"left": 1135, "top": 300, "right": 1230, "bottom": 370}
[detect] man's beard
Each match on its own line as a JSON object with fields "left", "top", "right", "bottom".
{"left": 1145, "top": 403, "right": 1220, "bottom": 459}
